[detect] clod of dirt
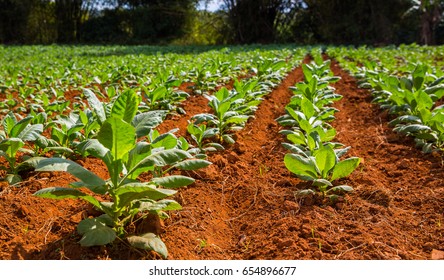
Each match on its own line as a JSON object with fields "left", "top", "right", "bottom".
{"left": 284, "top": 200, "right": 300, "bottom": 211}
{"left": 431, "top": 249, "right": 444, "bottom": 260}
{"left": 359, "top": 186, "right": 392, "bottom": 207}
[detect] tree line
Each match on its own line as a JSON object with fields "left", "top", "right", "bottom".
{"left": 0, "top": 0, "right": 443, "bottom": 45}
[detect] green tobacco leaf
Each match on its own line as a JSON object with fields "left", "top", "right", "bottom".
{"left": 151, "top": 133, "right": 177, "bottom": 150}
{"left": 412, "top": 64, "right": 427, "bottom": 91}
{"left": 9, "top": 116, "right": 32, "bottom": 137}
{"left": 313, "top": 178, "right": 332, "bottom": 187}
{"left": 114, "top": 183, "right": 176, "bottom": 208}
{"left": 97, "top": 117, "right": 136, "bottom": 161}
{"left": 287, "top": 132, "right": 306, "bottom": 145}
{"left": 127, "top": 233, "right": 168, "bottom": 259}
{"left": 296, "top": 189, "right": 315, "bottom": 197}
{"left": 284, "top": 153, "right": 317, "bottom": 181}
{"left": 314, "top": 145, "right": 336, "bottom": 178}
{"left": 129, "top": 149, "right": 191, "bottom": 177}
{"left": 83, "top": 88, "right": 106, "bottom": 124}
{"left": 77, "top": 217, "right": 116, "bottom": 246}
{"left": 6, "top": 174, "right": 22, "bottom": 185}
{"left": 17, "top": 124, "right": 43, "bottom": 141}
{"left": 137, "top": 199, "right": 182, "bottom": 212}
{"left": 330, "top": 157, "right": 361, "bottom": 182}
{"left": 151, "top": 175, "right": 195, "bottom": 188}
{"left": 3, "top": 112, "right": 17, "bottom": 136}
{"left": 132, "top": 111, "right": 166, "bottom": 138}
{"left": 172, "top": 159, "right": 211, "bottom": 170}
{"left": 301, "top": 97, "right": 316, "bottom": 119}
{"left": 78, "top": 139, "right": 109, "bottom": 159}
{"left": 111, "top": 89, "right": 139, "bottom": 124}
{"left": 32, "top": 158, "right": 107, "bottom": 194}
{"left": 394, "top": 124, "right": 431, "bottom": 134}
{"left": 225, "top": 115, "right": 249, "bottom": 125}
{"left": 328, "top": 185, "right": 354, "bottom": 193}
{"left": 0, "top": 138, "right": 24, "bottom": 157}
{"left": 222, "top": 134, "right": 235, "bottom": 144}
{"left": 415, "top": 90, "right": 433, "bottom": 111}
{"left": 34, "top": 187, "right": 103, "bottom": 209}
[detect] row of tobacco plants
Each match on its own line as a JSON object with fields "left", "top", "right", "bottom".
{"left": 188, "top": 51, "right": 305, "bottom": 149}
{"left": 277, "top": 53, "right": 361, "bottom": 202}
{"left": 329, "top": 46, "right": 444, "bottom": 153}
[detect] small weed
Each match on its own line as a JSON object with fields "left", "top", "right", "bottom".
{"left": 259, "top": 164, "right": 269, "bottom": 176}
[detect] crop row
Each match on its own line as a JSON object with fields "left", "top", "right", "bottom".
{"left": 328, "top": 46, "right": 444, "bottom": 153}
{"left": 277, "top": 55, "right": 361, "bottom": 202}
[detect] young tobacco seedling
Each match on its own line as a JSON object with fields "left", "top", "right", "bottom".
{"left": 284, "top": 145, "right": 361, "bottom": 200}
{"left": 186, "top": 122, "right": 224, "bottom": 158}
{"left": 0, "top": 112, "right": 43, "bottom": 184}
{"left": 192, "top": 87, "right": 250, "bottom": 144}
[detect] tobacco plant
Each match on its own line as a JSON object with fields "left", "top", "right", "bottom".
{"left": 191, "top": 87, "right": 250, "bottom": 144}
{"left": 186, "top": 122, "right": 224, "bottom": 158}
{"left": 30, "top": 91, "right": 211, "bottom": 258}
{"left": 285, "top": 145, "right": 360, "bottom": 200}
{"left": 0, "top": 112, "right": 43, "bottom": 184}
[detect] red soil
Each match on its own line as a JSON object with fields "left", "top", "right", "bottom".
{"left": 0, "top": 57, "right": 443, "bottom": 260}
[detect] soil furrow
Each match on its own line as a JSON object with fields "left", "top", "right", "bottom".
{"left": 325, "top": 60, "right": 444, "bottom": 259}
{"left": 164, "top": 57, "right": 309, "bottom": 259}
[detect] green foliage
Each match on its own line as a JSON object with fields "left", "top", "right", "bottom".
{"left": 278, "top": 59, "right": 360, "bottom": 201}
{"left": 284, "top": 145, "right": 360, "bottom": 198}
{"left": 30, "top": 96, "right": 211, "bottom": 258}
{"left": 0, "top": 112, "right": 43, "bottom": 184}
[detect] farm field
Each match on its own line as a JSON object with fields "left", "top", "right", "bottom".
{"left": 0, "top": 45, "right": 443, "bottom": 260}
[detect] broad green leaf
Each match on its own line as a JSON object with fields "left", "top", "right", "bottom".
{"left": 415, "top": 90, "right": 433, "bottom": 111}
{"left": 287, "top": 132, "right": 306, "bottom": 145}
{"left": 114, "top": 183, "right": 176, "bottom": 208}
{"left": 330, "top": 157, "right": 361, "bottom": 182}
{"left": 132, "top": 111, "right": 166, "bottom": 138}
{"left": 10, "top": 116, "right": 33, "bottom": 137}
{"left": 32, "top": 158, "right": 107, "bottom": 194}
{"left": 301, "top": 97, "right": 315, "bottom": 119}
{"left": 412, "top": 64, "right": 427, "bottom": 91}
{"left": 127, "top": 233, "right": 168, "bottom": 259}
{"left": 151, "top": 175, "right": 195, "bottom": 188}
{"left": 389, "top": 115, "right": 421, "bottom": 126}
{"left": 172, "top": 159, "right": 212, "bottom": 170}
{"left": 20, "top": 123, "right": 43, "bottom": 142}
{"left": 136, "top": 149, "right": 190, "bottom": 168}
{"left": 394, "top": 124, "right": 431, "bottom": 134}
{"left": 282, "top": 143, "right": 306, "bottom": 155}
{"left": 0, "top": 138, "right": 24, "bottom": 157}
{"left": 83, "top": 88, "right": 106, "bottom": 124}
{"left": 328, "top": 185, "right": 354, "bottom": 193}
{"left": 6, "top": 174, "right": 22, "bottom": 185}
{"left": 222, "top": 134, "right": 235, "bottom": 144}
{"left": 313, "top": 178, "right": 333, "bottom": 187}
{"left": 110, "top": 89, "right": 139, "bottom": 123}
{"left": 3, "top": 112, "right": 17, "bottom": 135}
{"left": 225, "top": 115, "right": 249, "bottom": 125}
{"left": 77, "top": 139, "right": 109, "bottom": 159}
{"left": 33, "top": 187, "right": 103, "bottom": 209}
{"left": 77, "top": 217, "right": 116, "bottom": 246}
{"left": 126, "top": 142, "right": 152, "bottom": 179}
{"left": 97, "top": 117, "right": 136, "bottom": 161}
{"left": 284, "top": 153, "right": 317, "bottom": 181}
{"left": 151, "top": 134, "right": 177, "bottom": 150}
{"left": 136, "top": 199, "right": 182, "bottom": 212}
{"left": 314, "top": 145, "right": 336, "bottom": 178}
